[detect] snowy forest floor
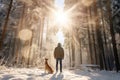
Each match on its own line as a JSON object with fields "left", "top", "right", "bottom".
{"left": 0, "top": 67, "right": 120, "bottom": 80}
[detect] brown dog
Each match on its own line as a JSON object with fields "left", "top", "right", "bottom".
{"left": 45, "top": 58, "right": 54, "bottom": 74}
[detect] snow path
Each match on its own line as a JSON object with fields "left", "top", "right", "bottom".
{"left": 0, "top": 68, "right": 120, "bottom": 80}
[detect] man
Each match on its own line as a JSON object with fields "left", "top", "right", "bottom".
{"left": 54, "top": 43, "right": 64, "bottom": 72}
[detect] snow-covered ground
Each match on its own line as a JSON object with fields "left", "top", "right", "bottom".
{"left": 0, "top": 67, "right": 120, "bottom": 80}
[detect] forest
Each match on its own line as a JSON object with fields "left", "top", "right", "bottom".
{"left": 0, "top": 0, "right": 120, "bottom": 72}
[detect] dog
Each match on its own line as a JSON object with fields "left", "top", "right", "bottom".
{"left": 45, "top": 58, "right": 54, "bottom": 74}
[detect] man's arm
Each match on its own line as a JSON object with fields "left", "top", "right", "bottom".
{"left": 54, "top": 48, "right": 56, "bottom": 59}
{"left": 62, "top": 48, "right": 64, "bottom": 59}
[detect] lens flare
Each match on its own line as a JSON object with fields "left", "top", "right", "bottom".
{"left": 19, "top": 29, "right": 32, "bottom": 41}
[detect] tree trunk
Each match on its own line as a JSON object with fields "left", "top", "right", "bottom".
{"left": 89, "top": 6, "right": 97, "bottom": 64}
{"left": 71, "top": 41, "right": 75, "bottom": 67}
{"left": 79, "top": 39, "right": 82, "bottom": 64}
{"left": 0, "top": 0, "right": 13, "bottom": 50}
{"left": 99, "top": 0, "right": 110, "bottom": 70}
{"left": 94, "top": 0, "right": 107, "bottom": 70}
{"left": 87, "top": 7, "right": 93, "bottom": 64}
{"left": 107, "top": 0, "right": 120, "bottom": 72}
{"left": 14, "top": 3, "right": 26, "bottom": 66}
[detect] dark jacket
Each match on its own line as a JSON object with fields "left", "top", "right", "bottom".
{"left": 54, "top": 46, "right": 64, "bottom": 59}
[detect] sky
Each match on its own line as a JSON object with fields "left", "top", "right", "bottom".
{"left": 55, "top": 0, "right": 65, "bottom": 9}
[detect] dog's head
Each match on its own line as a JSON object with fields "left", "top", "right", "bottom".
{"left": 45, "top": 58, "right": 48, "bottom": 61}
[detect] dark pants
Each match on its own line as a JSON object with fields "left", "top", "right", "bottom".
{"left": 56, "top": 58, "right": 62, "bottom": 72}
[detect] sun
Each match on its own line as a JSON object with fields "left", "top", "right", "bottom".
{"left": 54, "top": 9, "right": 69, "bottom": 26}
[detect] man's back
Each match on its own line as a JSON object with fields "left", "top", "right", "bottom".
{"left": 54, "top": 46, "right": 64, "bottom": 59}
